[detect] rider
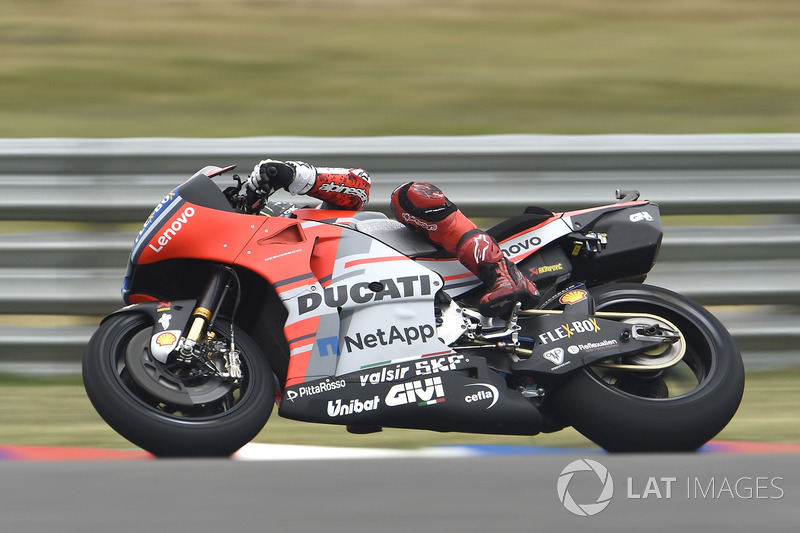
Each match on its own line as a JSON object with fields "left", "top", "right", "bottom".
{"left": 247, "top": 159, "right": 539, "bottom": 317}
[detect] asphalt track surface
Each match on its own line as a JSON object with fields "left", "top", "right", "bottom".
{"left": 1, "top": 447, "right": 798, "bottom": 533}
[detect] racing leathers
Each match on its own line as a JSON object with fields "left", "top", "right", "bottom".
{"left": 248, "top": 159, "right": 539, "bottom": 317}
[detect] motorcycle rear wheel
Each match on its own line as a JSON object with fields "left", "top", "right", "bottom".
{"left": 83, "top": 313, "right": 274, "bottom": 457}
{"left": 550, "top": 283, "right": 744, "bottom": 452}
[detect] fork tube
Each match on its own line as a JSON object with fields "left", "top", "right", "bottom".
{"left": 186, "top": 269, "right": 230, "bottom": 343}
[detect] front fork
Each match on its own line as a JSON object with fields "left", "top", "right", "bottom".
{"left": 180, "top": 267, "right": 243, "bottom": 379}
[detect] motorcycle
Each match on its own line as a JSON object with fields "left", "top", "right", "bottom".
{"left": 83, "top": 164, "right": 745, "bottom": 456}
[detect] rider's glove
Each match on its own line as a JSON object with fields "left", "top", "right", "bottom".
{"left": 247, "top": 159, "right": 317, "bottom": 197}
{"left": 247, "top": 159, "right": 294, "bottom": 195}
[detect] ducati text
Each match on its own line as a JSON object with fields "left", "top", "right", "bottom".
{"left": 298, "top": 275, "right": 432, "bottom": 314}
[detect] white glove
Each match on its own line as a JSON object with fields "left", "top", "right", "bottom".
{"left": 247, "top": 159, "right": 316, "bottom": 196}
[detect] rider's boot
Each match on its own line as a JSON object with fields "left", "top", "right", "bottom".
{"left": 456, "top": 230, "right": 540, "bottom": 317}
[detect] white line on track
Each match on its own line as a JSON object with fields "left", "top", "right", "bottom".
{"left": 232, "top": 443, "right": 480, "bottom": 461}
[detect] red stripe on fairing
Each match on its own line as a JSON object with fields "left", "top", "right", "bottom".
{"left": 559, "top": 200, "right": 649, "bottom": 218}
{"left": 288, "top": 335, "right": 314, "bottom": 350}
{"left": 491, "top": 201, "right": 649, "bottom": 249}
{"left": 344, "top": 256, "right": 409, "bottom": 269}
{"left": 203, "top": 164, "right": 237, "bottom": 178}
{"left": 421, "top": 350, "right": 457, "bottom": 358}
{"left": 284, "top": 316, "right": 321, "bottom": 387}
{"left": 127, "top": 294, "right": 159, "bottom": 304}
{"left": 275, "top": 277, "right": 315, "bottom": 293}
{"left": 443, "top": 272, "right": 474, "bottom": 281}
{"left": 285, "top": 350, "right": 313, "bottom": 388}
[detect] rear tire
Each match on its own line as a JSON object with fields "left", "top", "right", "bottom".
{"left": 83, "top": 313, "right": 274, "bottom": 457}
{"left": 550, "top": 283, "right": 744, "bottom": 452}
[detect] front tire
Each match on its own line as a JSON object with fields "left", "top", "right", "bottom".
{"left": 83, "top": 313, "right": 274, "bottom": 457}
{"left": 550, "top": 283, "right": 744, "bottom": 452}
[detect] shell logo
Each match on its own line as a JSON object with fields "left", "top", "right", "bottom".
{"left": 559, "top": 289, "right": 588, "bottom": 305}
{"left": 155, "top": 332, "right": 178, "bottom": 347}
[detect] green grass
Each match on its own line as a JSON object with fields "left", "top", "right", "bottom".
{"left": 1, "top": 367, "right": 797, "bottom": 450}
{"left": 2, "top": 0, "right": 800, "bottom": 138}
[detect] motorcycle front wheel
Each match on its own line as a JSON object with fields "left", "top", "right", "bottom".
{"left": 549, "top": 283, "right": 745, "bottom": 452}
{"left": 83, "top": 313, "right": 274, "bottom": 457}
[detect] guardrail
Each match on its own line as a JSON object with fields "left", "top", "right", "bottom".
{"left": 1, "top": 135, "right": 798, "bottom": 374}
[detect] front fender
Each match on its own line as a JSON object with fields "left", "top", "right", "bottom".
{"left": 102, "top": 299, "right": 197, "bottom": 363}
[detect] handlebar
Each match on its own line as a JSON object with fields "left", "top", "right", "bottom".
{"left": 220, "top": 173, "right": 274, "bottom": 214}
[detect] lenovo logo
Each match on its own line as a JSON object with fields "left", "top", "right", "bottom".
{"left": 148, "top": 206, "right": 195, "bottom": 253}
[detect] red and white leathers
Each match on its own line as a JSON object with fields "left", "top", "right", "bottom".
{"left": 251, "top": 160, "right": 538, "bottom": 317}
{"left": 276, "top": 161, "right": 372, "bottom": 210}
{"left": 389, "top": 182, "right": 539, "bottom": 317}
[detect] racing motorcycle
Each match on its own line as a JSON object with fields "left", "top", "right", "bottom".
{"left": 83, "top": 164, "right": 745, "bottom": 456}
